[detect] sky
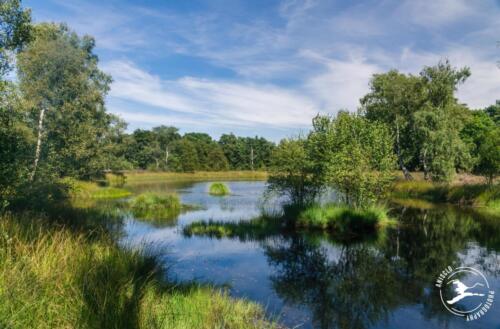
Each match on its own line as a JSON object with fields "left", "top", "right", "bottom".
{"left": 24, "top": 0, "right": 500, "bottom": 141}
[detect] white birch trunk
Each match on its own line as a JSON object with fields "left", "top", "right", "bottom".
{"left": 30, "top": 106, "right": 46, "bottom": 181}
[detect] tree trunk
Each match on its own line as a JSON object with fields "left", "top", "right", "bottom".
{"left": 395, "top": 120, "right": 413, "bottom": 180}
{"left": 250, "top": 147, "right": 254, "bottom": 171}
{"left": 421, "top": 148, "right": 430, "bottom": 180}
{"left": 30, "top": 106, "right": 46, "bottom": 182}
{"left": 165, "top": 146, "right": 169, "bottom": 167}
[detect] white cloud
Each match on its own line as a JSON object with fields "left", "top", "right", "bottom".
{"left": 105, "top": 60, "right": 318, "bottom": 129}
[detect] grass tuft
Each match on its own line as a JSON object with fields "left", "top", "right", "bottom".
{"left": 208, "top": 182, "right": 231, "bottom": 196}
{"left": 130, "top": 193, "right": 181, "bottom": 221}
{"left": 297, "top": 203, "right": 394, "bottom": 234}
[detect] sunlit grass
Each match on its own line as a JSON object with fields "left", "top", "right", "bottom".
{"left": 130, "top": 193, "right": 181, "bottom": 221}
{"left": 114, "top": 171, "right": 268, "bottom": 185}
{"left": 0, "top": 212, "right": 276, "bottom": 329}
{"left": 297, "top": 203, "right": 395, "bottom": 234}
{"left": 66, "top": 179, "right": 131, "bottom": 200}
{"left": 208, "top": 182, "right": 231, "bottom": 196}
{"left": 392, "top": 180, "right": 500, "bottom": 209}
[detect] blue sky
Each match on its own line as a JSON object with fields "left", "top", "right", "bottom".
{"left": 25, "top": 0, "right": 500, "bottom": 141}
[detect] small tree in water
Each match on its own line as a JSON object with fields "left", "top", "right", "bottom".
{"left": 268, "top": 113, "right": 396, "bottom": 208}
{"left": 308, "top": 112, "right": 396, "bottom": 207}
{"left": 267, "top": 138, "right": 322, "bottom": 207}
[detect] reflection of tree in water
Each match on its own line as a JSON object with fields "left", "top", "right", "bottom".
{"left": 264, "top": 236, "right": 405, "bottom": 329}
{"left": 262, "top": 206, "right": 499, "bottom": 329}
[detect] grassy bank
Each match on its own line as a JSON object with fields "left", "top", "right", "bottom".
{"left": 208, "top": 182, "right": 231, "bottom": 196}
{"left": 114, "top": 171, "right": 268, "bottom": 185}
{"left": 68, "top": 179, "right": 131, "bottom": 200}
{"left": 296, "top": 203, "right": 394, "bottom": 234}
{"left": 0, "top": 211, "right": 276, "bottom": 329}
{"left": 392, "top": 180, "right": 500, "bottom": 212}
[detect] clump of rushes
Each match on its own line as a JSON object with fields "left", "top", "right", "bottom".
{"left": 297, "top": 203, "right": 394, "bottom": 234}
{"left": 209, "top": 182, "right": 231, "bottom": 196}
{"left": 130, "top": 193, "right": 181, "bottom": 220}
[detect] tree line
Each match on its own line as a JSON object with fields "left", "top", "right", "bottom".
{"left": 269, "top": 62, "right": 499, "bottom": 206}
{"left": 1, "top": 0, "right": 498, "bottom": 208}
{"left": 107, "top": 126, "right": 275, "bottom": 172}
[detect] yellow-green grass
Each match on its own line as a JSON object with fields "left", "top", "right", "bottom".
{"left": 296, "top": 203, "right": 395, "bottom": 235}
{"left": 67, "top": 179, "right": 131, "bottom": 200}
{"left": 113, "top": 171, "right": 268, "bottom": 185}
{"left": 208, "top": 182, "right": 231, "bottom": 196}
{"left": 0, "top": 212, "right": 276, "bottom": 329}
{"left": 130, "top": 193, "right": 182, "bottom": 221}
{"left": 392, "top": 180, "right": 500, "bottom": 210}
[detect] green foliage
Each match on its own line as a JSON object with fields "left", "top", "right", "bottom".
{"left": 208, "top": 182, "right": 230, "bottom": 196}
{"left": 219, "top": 133, "right": 275, "bottom": 170}
{"left": 362, "top": 60, "right": 473, "bottom": 182}
{"left": 169, "top": 138, "right": 199, "bottom": 172}
{"left": 268, "top": 138, "right": 322, "bottom": 206}
{"left": 17, "top": 23, "right": 112, "bottom": 180}
{"left": 0, "top": 83, "right": 33, "bottom": 201}
{"left": 130, "top": 193, "right": 181, "bottom": 220}
{"left": 475, "top": 127, "right": 500, "bottom": 184}
{"left": 0, "top": 0, "right": 32, "bottom": 78}
{"left": 309, "top": 112, "right": 396, "bottom": 207}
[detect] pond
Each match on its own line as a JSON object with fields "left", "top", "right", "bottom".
{"left": 119, "top": 180, "right": 500, "bottom": 329}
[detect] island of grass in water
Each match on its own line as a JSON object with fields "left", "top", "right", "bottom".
{"left": 209, "top": 182, "right": 231, "bottom": 196}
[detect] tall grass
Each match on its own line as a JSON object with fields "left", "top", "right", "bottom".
{"left": 208, "top": 182, "right": 231, "bottom": 196}
{"left": 296, "top": 203, "right": 394, "bottom": 234}
{"left": 130, "top": 193, "right": 181, "bottom": 221}
{"left": 0, "top": 212, "right": 276, "bottom": 329}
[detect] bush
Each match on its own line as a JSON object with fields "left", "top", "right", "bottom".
{"left": 208, "top": 182, "right": 230, "bottom": 196}
{"left": 130, "top": 193, "right": 181, "bottom": 220}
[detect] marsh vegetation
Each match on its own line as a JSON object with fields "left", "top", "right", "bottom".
{"left": 1, "top": 1, "right": 499, "bottom": 328}
{"left": 208, "top": 182, "right": 231, "bottom": 196}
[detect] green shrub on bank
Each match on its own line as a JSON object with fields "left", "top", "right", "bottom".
{"left": 130, "top": 193, "right": 181, "bottom": 220}
{"left": 297, "top": 203, "right": 393, "bottom": 234}
{"left": 208, "top": 182, "right": 230, "bottom": 196}
{"left": 0, "top": 212, "right": 276, "bottom": 329}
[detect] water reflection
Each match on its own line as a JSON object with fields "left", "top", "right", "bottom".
{"left": 120, "top": 180, "right": 500, "bottom": 329}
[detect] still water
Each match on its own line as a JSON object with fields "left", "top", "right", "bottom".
{"left": 120, "top": 180, "right": 500, "bottom": 329}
